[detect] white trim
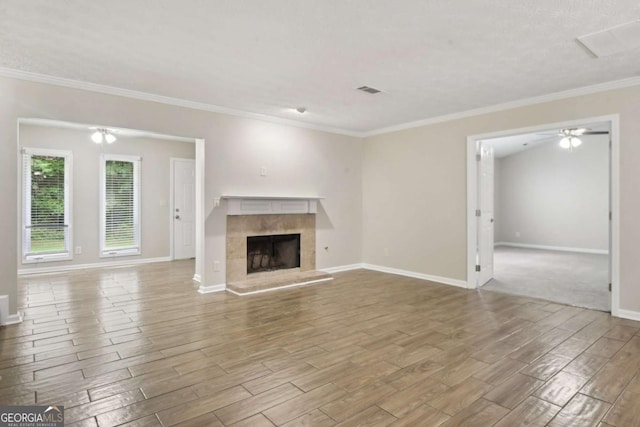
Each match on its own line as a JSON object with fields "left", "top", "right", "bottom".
{"left": 466, "top": 114, "right": 621, "bottom": 316}
{"left": 192, "top": 274, "right": 201, "bottom": 283}
{"left": 3, "top": 68, "right": 639, "bottom": 138}
{"left": 22, "top": 252, "right": 73, "bottom": 264}
{"left": 17, "top": 256, "right": 172, "bottom": 275}
{"left": 362, "top": 263, "right": 468, "bottom": 289}
{"left": 467, "top": 138, "right": 479, "bottom": 289}
{"left": 169, "top": 158, "right": 175, "bottom": 260}
{"left": 224, "top": 196, "right": 320, "bottom": 215}
{"left": 226, "top": 277, "right": 334, "bottom": 296}
{"left": 616, "top": 309, "right": 640, "bottom": 322}
{"left": 22, "top": 147, "right": 73, "bottom": 156}
{"left": 0, "top": 67, "right": 362, "bottom": 138}
{"left": 610, "top": 115, "right": 621, "bottom": 318}
{"left": 194, "top": 139, "right": 205, "bottom": 289}
{"left": 495, "top": 242, "right": 609, "bottom": 255}
{"left": 2, "top": 313, "right": 23, "bottom": 326}
{"left": 198, "top": 283, "right": 226, "bottom": 294}
{"left": 364, "top": 77, "right": 640, "bottom": 136}
{"left": 321, "top": 263, "right": 365, "bottom": 273}
{"left": 0, "top": 295, "right": 23, "bottom": 325}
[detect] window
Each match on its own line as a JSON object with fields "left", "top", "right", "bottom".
{"left": 100, "top": 154, "right": 141, "bottom": 256}
{"left": 22, "top": 148, "right": 73, "bottom": 262}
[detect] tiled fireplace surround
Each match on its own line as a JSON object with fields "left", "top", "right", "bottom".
{"left": 226, "top": 213, "right": 316, "bottom": 284}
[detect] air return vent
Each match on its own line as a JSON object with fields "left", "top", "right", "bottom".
{"left": 357, "top": 86, "right": 382, "bottom": 94}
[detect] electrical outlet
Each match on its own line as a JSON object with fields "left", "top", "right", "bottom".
{"left": 260, "top": 166, "right": 267, "bottom": 176}
{"left": 75, "top": 246, "right": 82, "bottom": 255}
{"left": 213, "top": 260, "right": 220, "bottom": 271}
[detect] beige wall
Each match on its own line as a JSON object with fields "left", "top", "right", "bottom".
{"left": 18, "top": 125, "right": 195, "bottom": 270}
{"left": 4, "top": 75, "right": 640, "bottom": 316}
{"left": 0, "top": 76, "right": 363, "bottom": 315}
{"left": 362, "top": 85, "right": 640, "bottom": 313}
{"left": 495, "top": 137, "right": 609, "bottom": 250}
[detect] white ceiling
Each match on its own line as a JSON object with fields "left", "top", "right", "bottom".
{"left": 1, "top": 1, "right": 640, "bottom": 134}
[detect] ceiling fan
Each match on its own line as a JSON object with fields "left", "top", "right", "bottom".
{"left": 542, "top": 128, "right": 609, "bottom": 151}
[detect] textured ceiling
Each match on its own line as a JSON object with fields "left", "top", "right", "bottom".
{"left": 1, "top": 1, "right": 640, "bottom": 133}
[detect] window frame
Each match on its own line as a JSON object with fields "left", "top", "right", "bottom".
{"left": 21, "top": 147, "right": 73, "bottom": 263}
{"left": 99, "top": 154, "right": 142, "bottom": 257}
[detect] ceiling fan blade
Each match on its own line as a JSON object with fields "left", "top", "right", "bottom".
{"left": 582, "top": 131, "right": 609, "bottom": 135}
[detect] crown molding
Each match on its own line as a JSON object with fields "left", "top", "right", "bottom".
{"left": 363, "top": 76, "right": 640, "bottom": 137}
{"left": 2, "top": 66, "right": 639, "bottom": 139}
{"left": 0, "top": 67, "right": 363, "bottom": 138}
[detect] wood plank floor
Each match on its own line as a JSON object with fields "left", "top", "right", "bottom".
{"left": 2, "top": 260, "right": 640, "bottom": 426}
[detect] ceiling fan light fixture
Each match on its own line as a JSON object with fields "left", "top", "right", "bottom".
{"left": 571, "top": 137, "right": 582, "bottom": 147}
{"left": 91, "top": 130, "right": 104, "bottom": 144}
{"left": 91, "top": 128, "right": 116, "bottom": 144}
{"left": 559, "top": 137, "right": 571, "bottom": 149}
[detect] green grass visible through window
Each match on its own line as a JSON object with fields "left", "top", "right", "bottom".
{"left": 30, "top": 228, "right": 65, "bottom": 253}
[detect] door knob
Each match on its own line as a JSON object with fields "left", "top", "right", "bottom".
{"left": 175, "top": 215, "right": 181, "bottom": 220}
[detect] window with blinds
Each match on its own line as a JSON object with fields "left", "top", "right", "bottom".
{"left": 22, "top": 148, "right": 73, "bottom": 262}
{"left": 100, "top": 155, "right": 141, "bottom": 256}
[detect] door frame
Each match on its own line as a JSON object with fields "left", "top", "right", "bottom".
{"left": 170, "top": 157, "right": 196, "bottom": 261}
{"left": 466, "top": 114, "right": 620, "bottom": 316}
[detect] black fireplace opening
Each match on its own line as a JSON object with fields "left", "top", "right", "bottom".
{"left": 247, "top": 233, "right": 301, "bottom": 274}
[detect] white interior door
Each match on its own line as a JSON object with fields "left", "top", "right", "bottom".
{"left": 478, "top": 144, "right": 494, "bottom": 286}
{"left": 173, "top": 159, "right": 196, "bottom": 260}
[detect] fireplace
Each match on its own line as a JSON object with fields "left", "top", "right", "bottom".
{"left": 247, "top": 234, "right": 301, "bottom": 274}
{"left": 226, "top": 213, "right": 315, "bottom": 283}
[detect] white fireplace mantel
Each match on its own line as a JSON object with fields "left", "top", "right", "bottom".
{"left": 221, "top": 196, "right": 323, "bottom": 215}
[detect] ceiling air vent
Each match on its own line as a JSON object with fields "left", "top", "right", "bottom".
{"left": 357, "top": 86, "right": 382, "bottom": 94}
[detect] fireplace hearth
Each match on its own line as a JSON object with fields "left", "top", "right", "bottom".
{"left": 224, "top": 212, "right": 332, "bottom": 295}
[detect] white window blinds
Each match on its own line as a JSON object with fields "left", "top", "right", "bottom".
{"left": 101, "top": 155, "right": 141, "bottom": 256}
{"left": 22, "top": 148, "right": 72, "bottom": 261}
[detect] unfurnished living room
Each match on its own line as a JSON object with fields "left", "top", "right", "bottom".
{"left": 2, "top": 1, "right": 640, "bottom": 426}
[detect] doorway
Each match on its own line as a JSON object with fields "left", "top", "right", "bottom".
{"left": 467, "top": 115, "right": 620, "bottom": 314}
{"left": 171, "top": 158, "right": 196, "bottom": 260}
{"left": 17, "top": 119, "right": 205, "bottom": 285}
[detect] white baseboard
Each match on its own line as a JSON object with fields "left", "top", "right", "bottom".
{"left": 2, "top": 313, "right": 23, "bottom": 326}
{"left": 198, "top": 283, "right": 226, "bottom": 294}
{"left": 495, "top": 242, "right": 609, "bottom": 255}
{"left": 0, "top": 295, "right": 23, "bottom": 326}
{"left": 17, "top": 256, "right": 173, "bottom": 275}
{"left": 192, "top": 274, "right": 201, "bottom": 283}
{"left": 616, "top": 309, "right": 640, "bottom": 322}
{"left": 226, "top": 277, "right": 334, "bottom": 296}
{"left": 321, "top": 263, "right": 364, "bottom": 274}
{"left": 362, "top": 263, "right": 469, "bottom": 289}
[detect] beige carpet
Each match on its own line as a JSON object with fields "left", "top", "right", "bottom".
{"left": 482, "top": 246, "right": 610, "bottom": 311}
